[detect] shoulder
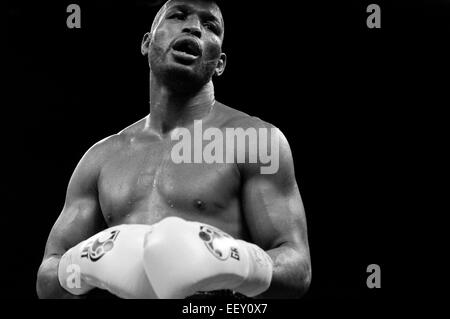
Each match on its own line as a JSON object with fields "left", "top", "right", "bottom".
{"left": 213, "top": 101, "right": 282, "bottom": 133}
{"left": 214, "top": 101, "right": 290, "bottom": 151}
{"left": 81, "top": 116, "right": 148, "bottom": 166}
{"left": 213, "top": 102, "right": 293, "bottom": 178}
{"left": 117, "top": 116, "right": 148, "bottom": 136}
{"left": 65, "top": 118, "right": 147, "bottom": 193}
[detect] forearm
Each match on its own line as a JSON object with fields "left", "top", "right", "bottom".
{"left": 36, "top": 255, "right": 84, "bottom": 299}
{"left": 258, "top": 244, "right": 311, "bottom": 299}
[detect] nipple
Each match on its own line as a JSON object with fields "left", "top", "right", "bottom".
{"left": 194, "top": 199, "right": 206, "bottom": 211}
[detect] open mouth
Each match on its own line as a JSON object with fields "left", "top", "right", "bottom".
{"left": 171, "top": 37, "right": 202, "bottom": 59}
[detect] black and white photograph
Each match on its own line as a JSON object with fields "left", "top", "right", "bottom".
{"left": 4, "top": 0, "right": 448, "bottom": 313}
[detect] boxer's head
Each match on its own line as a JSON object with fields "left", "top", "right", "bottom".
{"left": 141, "top": 0, "right": 226, "bottom": 93}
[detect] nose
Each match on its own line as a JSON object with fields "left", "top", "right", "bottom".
{"left": 182, "top": 16, "right": 202, "bottom": 38}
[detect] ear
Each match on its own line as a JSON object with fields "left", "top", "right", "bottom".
{"left": 141, "top": 32, "right": 151, "bottom": 56}
{"left": 215, "top": 53, "right": 227, "bottom": 77}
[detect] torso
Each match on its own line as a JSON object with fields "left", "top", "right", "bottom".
{"left": 97, "top": 102, "right": 257, "bottom": 240}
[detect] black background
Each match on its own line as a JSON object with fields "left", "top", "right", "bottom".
{"left": 4, "top": 0, "right": 449, "bottom": 306}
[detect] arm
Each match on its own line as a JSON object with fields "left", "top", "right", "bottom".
{"left": 36, "top": 141, "right": 109, "bottom": 298}
{"left": 240, "top": 126, "right": 311, "bottom": 298}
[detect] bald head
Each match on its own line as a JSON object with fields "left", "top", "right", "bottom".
{"left": 150, "top": 0, "right": 224, "bottom": 40}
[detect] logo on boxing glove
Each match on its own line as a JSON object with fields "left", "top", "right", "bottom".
{"left": 198, "top": 225, "right": 240, "bottom": 261}
{"left": 81, "top": 230, "right": 120, "bottom": 262}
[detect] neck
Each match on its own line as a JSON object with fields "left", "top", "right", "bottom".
{"left": 146, "top": 72, "right": 216, "bottom": 136}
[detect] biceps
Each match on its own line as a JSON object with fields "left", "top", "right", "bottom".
{"left": 242, "top": 178, "right": 307, "bottom": 251}
{"left": 44, "top": 197, "right": 105, "bottom": 257}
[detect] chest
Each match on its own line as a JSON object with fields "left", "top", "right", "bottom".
{"left": 97, "top": 140, "right": 240, "bottom": 219}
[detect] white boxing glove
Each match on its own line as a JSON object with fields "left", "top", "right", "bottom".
{"left": 142, "top": 217, "right": 273, "bottom": 299}
{"left": 58, "top": 224, "right": 156, "bottom": 299}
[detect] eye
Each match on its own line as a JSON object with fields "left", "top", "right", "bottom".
{"left": 168, "top": 12, "right": 186, "bottom": 20}
{"left": 204, "top": 22, "right": 219, "bottom": 34}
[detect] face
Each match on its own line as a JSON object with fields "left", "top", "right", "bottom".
{"left": 143, "top": 0, "right": 226, "bottom": 92}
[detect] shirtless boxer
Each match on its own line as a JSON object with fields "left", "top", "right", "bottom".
{"left": 36, "top": 0, "right": 311, "bottom": 299}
